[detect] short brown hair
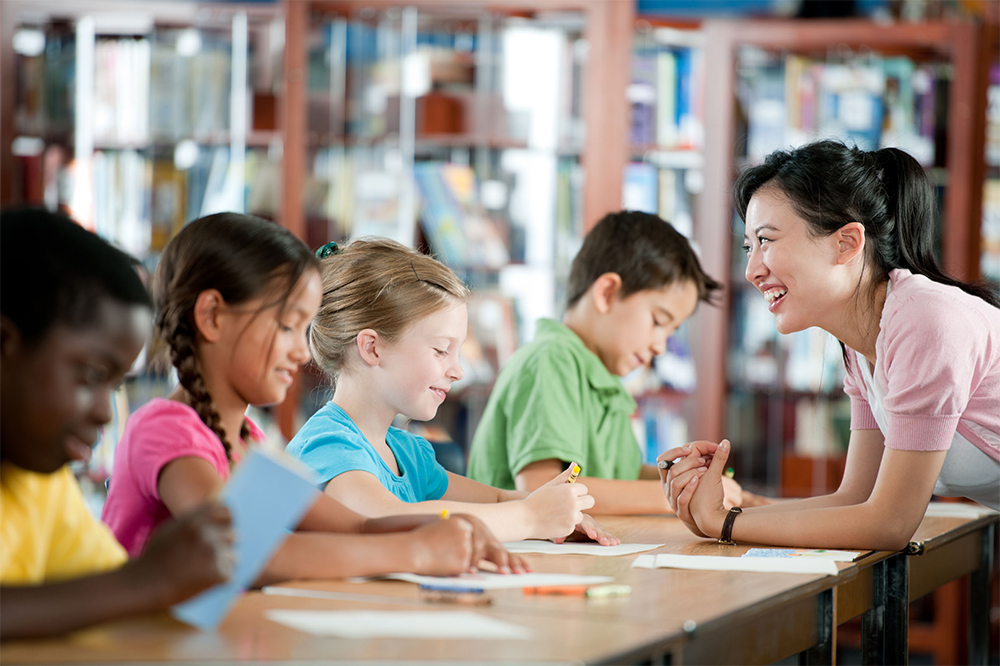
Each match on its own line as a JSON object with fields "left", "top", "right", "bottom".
{"left": 566, "top": 210, "right": 721, "bottom": 308}
{"left": 310, "top": 237, "right": 469, "bottom": 384}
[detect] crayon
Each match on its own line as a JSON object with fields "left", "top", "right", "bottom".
{"left": 567, "top": 464, "right": 581, "bottom": 483}
{"left": 585, "top": 584, "right": 632, "bottom": 598}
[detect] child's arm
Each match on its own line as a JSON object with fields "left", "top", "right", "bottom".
{"left": 323, "top": 467, "right": 601, "bottom": 542}
{"left": 158, "top": 457, "right": 518, "bottom": 577}
{"left": 516, "top": 459, "right": 674, "bottom": 514}
{"left": 0, "top": 505, "right": 232, "bottom": 641}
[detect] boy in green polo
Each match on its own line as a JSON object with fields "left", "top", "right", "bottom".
{"left": 468, "top": 210, "right": 753, "bottom": 514}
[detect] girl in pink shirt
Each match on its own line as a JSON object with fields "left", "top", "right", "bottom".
{"left": 660, "top": 140, "right": 999, "bottom": 550}
{"left": 102, "top": 213, "right": 524, "bottom": 580}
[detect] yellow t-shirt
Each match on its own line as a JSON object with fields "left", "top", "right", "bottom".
{"left": 0, "top": 463, "right": 127, "bottom": 585}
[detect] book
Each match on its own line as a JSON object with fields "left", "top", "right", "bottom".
{"left": 622, "top": 162, "right": 658, "bottom": 215}
{"left": 172, "top": 448, "right": 319, "bottom": 631}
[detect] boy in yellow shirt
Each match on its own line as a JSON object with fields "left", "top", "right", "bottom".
{"left": 468, "top": 211, "right": 765, "bottom": 513}
{"left": 0, "top": 208, "right": 233, "bottom": 640}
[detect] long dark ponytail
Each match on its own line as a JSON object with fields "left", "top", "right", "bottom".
{"left": 734, "top": 140, "right": 999, "bottom": 308}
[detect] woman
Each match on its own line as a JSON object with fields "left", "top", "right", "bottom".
{"left": 661, "top": 140, "right": 999, "bottom": 550}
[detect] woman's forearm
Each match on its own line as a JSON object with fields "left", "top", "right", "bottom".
{"left": 723, "top": 501, "right": 918, "bottom": 551}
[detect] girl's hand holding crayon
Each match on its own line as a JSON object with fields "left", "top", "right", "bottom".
{"left": 407, "top": 517, "right": 477, "bottom": 576}
{"left": 450, "top": 513, "right": 531, "bottom": 574}
{"left": 131, "top": 503, "right": 235, "bottom": 605}
{"left": 407, "top": 516, "right": 525, "bottom": 577}
{"left": 523, "top": 464, "right": 596, "bottom": 539}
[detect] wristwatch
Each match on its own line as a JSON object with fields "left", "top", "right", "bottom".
{"left": 718, "top": 507, "right": 742, "bottom": 545}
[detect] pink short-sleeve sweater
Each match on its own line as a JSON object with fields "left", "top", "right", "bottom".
{"left": 101, "top": 398, "right": 263, "bottom": 557}
{"left": 843, "top": 269, "right": 1000, "bottom": 462}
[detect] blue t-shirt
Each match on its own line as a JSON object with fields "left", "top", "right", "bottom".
{"left": 286, "top": 402, "right": 449, "bottom": 503}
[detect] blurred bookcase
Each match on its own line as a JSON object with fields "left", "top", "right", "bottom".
{"left": 281, "top": 0, "right": 633, "bottom": 446}
{"left": 691, "top": 18, "right": 991, "bottom": 496}
{"left": 0, "top": 1, "right": 288, "bottom": 477}
{"left": 1, "top": 1, "right": 286, "bottom": 263}
{"left": 620, "top": 17, "right": 707, "bottom": 466}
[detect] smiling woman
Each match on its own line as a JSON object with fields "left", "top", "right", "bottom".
{"left": 660, "top": 140, "right": 1000, "bottom": 551}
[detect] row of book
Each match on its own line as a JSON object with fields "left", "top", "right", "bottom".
{"left": 52, "top": 146, "right": 277, "bottom": 258}
{"left": 629, "top": 45, "right": 704, "bottom": 151}
{"left": 738, "top": 49, "right": 944, "bottom": 165}
{"left": 16, "top": 30, "right": 239, "bottom": 144}
{"left": 622, "top": 163, "right": 695, "bottom": 239}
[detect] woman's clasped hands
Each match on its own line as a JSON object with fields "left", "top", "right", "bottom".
{"left": 657, "top": 440, "right": 740, "bottom": 539}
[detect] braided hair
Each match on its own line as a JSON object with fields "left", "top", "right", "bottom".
{"left": 152, "top": 213, "right": 319, "bottom": 460}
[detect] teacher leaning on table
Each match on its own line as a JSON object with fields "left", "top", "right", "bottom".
{"left": 659, "top": 140, "right": 1000, "bottom": 551}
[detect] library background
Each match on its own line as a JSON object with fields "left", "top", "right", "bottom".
{"left": 1, "top": 0, "right": 997, "bottom": 661}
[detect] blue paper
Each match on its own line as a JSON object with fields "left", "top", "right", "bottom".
{"left": 172, "top": 449, "right": 319, "bottom": 631}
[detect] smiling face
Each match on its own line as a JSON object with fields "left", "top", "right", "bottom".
{"left": 595, "top": 281, "right": 699, "bottom": 377}
{"left": 743, "top": 187, "right": 849, "bottom": 335}
{"left": 0, "top": 300, "right": 150, "bottom": 474}
{"left": 372, "top": 300, "right": 467, "bottom": 422}
{"left": 221, "top": 269, "right": 323, "bottom": 407}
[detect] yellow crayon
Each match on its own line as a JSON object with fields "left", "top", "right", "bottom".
{"left": 567, "top": 464, "right": 581, "bottom": 483}
{"left": 440, "top": 509, "right": 450, "bottom": 520}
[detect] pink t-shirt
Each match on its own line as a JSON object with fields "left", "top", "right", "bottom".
{"left": 843, "top": 269, "right": 1000, "bottom": 462}
{"left": 101, "top": 398, "right": 263, "bottom": 557}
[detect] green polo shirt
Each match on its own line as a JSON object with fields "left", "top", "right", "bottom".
{"left": 467, "top": 319, "right": 641, "bottom": 490}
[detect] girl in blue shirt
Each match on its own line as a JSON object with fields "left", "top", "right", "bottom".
{"left": 288, "top": 238, "right": 618, "bottom": 545}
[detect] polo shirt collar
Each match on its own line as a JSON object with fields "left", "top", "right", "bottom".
{"left": 536, "top": 319, "right": 637, "bottom": 412}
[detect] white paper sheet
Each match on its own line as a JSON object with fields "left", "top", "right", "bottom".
{"left": 265, "top": 610, "right": 531, "bottom": 639}
{"left": 631, "top": 553, "right": 839, "bottom": 576}
{"left": 363, "top": 571, "right": 614, "bottom": 590}
{"left": 502, "top": 541, "right": 663, "bottom": 556}
{"left": 923, "top": 502, "right": 996, "bottom": 518}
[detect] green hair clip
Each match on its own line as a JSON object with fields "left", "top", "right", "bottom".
{"left": 316, "top": 241, "right": 341, "bottom": 259}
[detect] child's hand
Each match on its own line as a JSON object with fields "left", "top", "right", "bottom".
{"left": 407, "top": 517, "right": 477, "bottom": 576}
{"left": 721, "top": 475, "right": 743, "bottom": 509}
{"left": 523, "top": 464, "right": 595, "bottom": 539}
{"left": 452, "top": 513, "right": 530, "bottom": 574}
{"left": 136, "top": 503, "right": 235, "bottom": 606}
{"left": 550, "top": 514, "right": 620, "bottom": 546}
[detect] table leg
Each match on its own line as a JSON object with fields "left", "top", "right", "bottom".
{"left": 969, "top": 521, "right": 995, "bottom": 665}
{"left": 799, "top": 588, "right": 834, "bottom": 665}
{"left": 863, "top": 553, "right": 909, "bottom": 666}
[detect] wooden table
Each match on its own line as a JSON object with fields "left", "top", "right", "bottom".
{"left": 2, "top": 509, "right": 995, "bottom": 665}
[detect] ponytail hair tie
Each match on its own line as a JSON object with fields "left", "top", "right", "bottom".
{"left": 316, "top": 241, "right": 341, "bottom": 259}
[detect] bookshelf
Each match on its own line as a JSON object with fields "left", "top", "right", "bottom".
{"left": 0, "top": 1, "right": 288, "bottom": 472}
{"left": 687, "top": 18, "right": 990, "bottom": 493}
{"left": 1, "top": 0, "right": 284, "bottom": 261}
{"left": 621, "top": 18, "right": 707, "bottom": 463}
{"left": 279, "top": 0, "right": 634, "bottom": 444}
